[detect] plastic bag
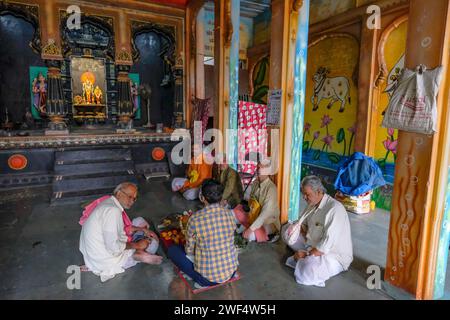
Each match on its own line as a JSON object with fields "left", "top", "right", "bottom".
{"left": 382, "top": 64, "right": 443, "bottom": 134}
{"left": 334, "top": 152, "right": 385, "bottom": 196}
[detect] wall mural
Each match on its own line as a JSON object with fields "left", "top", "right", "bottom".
{"left": 251, "top": 56, "right": 269, "bottom": 104}
{"left": 29, "top": 66, "right": 48, "bottom": 120}
{"left": 372, "top": 20, "right": 407, "bottom": 211}
{"left": 301, "top": 35, "right": 359, "bottom": 193}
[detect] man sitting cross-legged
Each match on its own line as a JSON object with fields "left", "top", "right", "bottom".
{"left": 282, "top": 175, "right": 353, "bottom": 287}
{"left": 167, "top": 179, "right": 238, "bottom": 288}
{"left": 79, "top": 182, "right": 162, "bottom": 282}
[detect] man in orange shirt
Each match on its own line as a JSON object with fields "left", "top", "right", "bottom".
{"left": 171, "top": 144, "right": 213, "bottom": 200}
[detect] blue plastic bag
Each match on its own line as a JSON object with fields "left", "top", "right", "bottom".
{"left": 334, "top": 152, "right": 386, "bottom": 196}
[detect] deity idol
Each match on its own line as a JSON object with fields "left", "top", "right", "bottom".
{"left": 130, "top": 82, "right": 139, "bottom": 114}
{"left": 32, "top": 72, "right": 47, "bottom": 114}
{"left": 83, "top": 79, "right": 94, "bottom": 104}
{"left": 94, "top": 86, "right": 103, "bottom": 104}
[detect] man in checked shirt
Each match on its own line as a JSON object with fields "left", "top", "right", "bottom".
{"left": 167, "top": 179, "right": 238, "bottom": 288}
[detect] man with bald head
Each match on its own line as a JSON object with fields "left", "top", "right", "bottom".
{"left": 79, "top": 182, "right": 162, "bottom": 282}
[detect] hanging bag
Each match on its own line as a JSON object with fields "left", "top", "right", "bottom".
{"left": 382, "top": 64, "right": 443, "bottom": 134}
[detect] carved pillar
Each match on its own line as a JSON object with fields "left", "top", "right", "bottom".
{"left": 384, "top": 0, "right": 450, "bottom": 300}
{"left": 116, "top": 65, "right": 134, "bottom": 129}
{"left": 173, "top": 56, "right": 184, "bottom": 128}
{"left": 45, "top": 59, "right": 69, "bottom": 134}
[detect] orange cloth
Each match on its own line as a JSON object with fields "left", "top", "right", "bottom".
{"left": 181, "top": 154, "right": 212, "bottom": 191}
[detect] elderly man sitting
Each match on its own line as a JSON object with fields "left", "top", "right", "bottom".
{"left": 282, "top": 175, "right": 353, "bottom": 287}
{"left": 79, "top": 182, "right": 162, "bottom": 282}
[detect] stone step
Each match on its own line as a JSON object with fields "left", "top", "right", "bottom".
{"left": 54, "top": 160, "right": 135, "bottom": 177}
{"left": 52, "top": 174, "right": 137, "bottom": 193}
{"left": 55, "top": 147, "right": 131, "bottom": 164}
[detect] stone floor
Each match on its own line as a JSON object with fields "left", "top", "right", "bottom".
{"left": 0, "top": 178, "right": 433, "bottom": 300}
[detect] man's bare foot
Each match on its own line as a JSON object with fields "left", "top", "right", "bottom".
{"left": 79, "top": 265, "right": 90, "bottom": 272}
{"left": 133, "top": 251, "right": 163, "bottom": 265}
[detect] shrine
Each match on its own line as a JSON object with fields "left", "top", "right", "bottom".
{"left": 0, "top": 0, "right": 450, "bottom": 302}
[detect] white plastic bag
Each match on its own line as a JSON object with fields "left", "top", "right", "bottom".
{"left": 382, "top": 64, "right": 443, "bottom": 134}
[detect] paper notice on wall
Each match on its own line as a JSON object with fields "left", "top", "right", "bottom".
{"left": 266, "top": 89, "right": 282, "bottom": 126}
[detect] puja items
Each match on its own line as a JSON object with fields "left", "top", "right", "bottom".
{"left": 335, "top": 190, "right": 372, "bottom": 215}
{"left": 157, "top": 210, "right": 193, "bottom": 246}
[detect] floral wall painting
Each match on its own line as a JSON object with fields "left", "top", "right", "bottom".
{"left": 302, "top": 35, "right": 359, "bottom": 172}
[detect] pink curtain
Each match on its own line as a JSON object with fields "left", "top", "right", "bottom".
{"left": 238, "top": 101, "right": 267, "bottom": 175}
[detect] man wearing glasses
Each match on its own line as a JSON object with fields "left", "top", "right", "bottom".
{"left": 79, "top": 182, "right": 162, "bottom": 282}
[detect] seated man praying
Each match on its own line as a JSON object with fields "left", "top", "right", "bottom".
{"left": 282, "top": 175, "right": 353, "bottom": 287}
{"left": 167, "top": 179, "right": 238, "bottom": 288}
{"left": 234, "top": 160, "right": 281, "bottom": 242}
{"left": 214, "top": 153, "right": 244, "bottom": 209}
{"left": 171, "top": 144, "right": 213, "bottom": 200}
{"left": 79, "top": 182, "right": 163, "bottom": 282}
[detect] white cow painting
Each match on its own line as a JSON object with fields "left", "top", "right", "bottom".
{"left": 311, "top": 67, "right": 351, "bottom": 113}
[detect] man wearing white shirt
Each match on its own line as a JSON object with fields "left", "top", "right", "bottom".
{"left": 79, "top": 182, "right": 162, "bottom": 282}
{"left": 282, "top": 175, "right": 353, "bottom": 287}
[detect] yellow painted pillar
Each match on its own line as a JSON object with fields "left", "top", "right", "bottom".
{"left": 385, "top": 0, "right": 450, "bottom": 300}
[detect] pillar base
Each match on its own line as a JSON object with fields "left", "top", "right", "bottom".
{"left": 45, "top": 115, "right": 68, "bottom": 135}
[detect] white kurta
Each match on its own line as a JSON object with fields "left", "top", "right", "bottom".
{"left": 283, "top": 194, "right": 353, "bottom": 287}
{"left": 79, "top": 196, "right": 136, "bottom": 282}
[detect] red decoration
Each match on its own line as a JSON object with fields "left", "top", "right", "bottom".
{"left": 152, "top": 147, "right": 165, "bottom": 161}
{"left": 8, "top": 154, "right": 28, "bottom": 170}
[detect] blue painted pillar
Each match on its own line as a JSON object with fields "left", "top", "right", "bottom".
{"left": 288, "top": 1, "right": 310, "bottom": 221}
{"left": 433, "top": 166, "right": 450, "bottom": 299}
{"left": 227, "top": 0, "right": 240, "bottom": 170}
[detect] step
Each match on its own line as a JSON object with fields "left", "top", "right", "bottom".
{"left": 55, "top": 148, "right": 132, "bottom": 164}
{"left": 52, "top": 174, "right": 137, "bottom": 193}
{"left": 54, "top": 161, "right": 135, "bottom": 177}
{"left": 50, "top": 189, "right": 113, "bottom": 206}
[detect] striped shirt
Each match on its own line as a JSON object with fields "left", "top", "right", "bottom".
{"left": 185, "top": 203, "right": 238, "bottom": 283}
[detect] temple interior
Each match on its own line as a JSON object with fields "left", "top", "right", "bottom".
{"left": 0, "top": 0, "right": 449, "bottom": 300}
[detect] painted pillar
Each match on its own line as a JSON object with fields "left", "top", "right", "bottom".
{"left": 44, "top": 59, "right": 68, "bottom": 133}
{"left": 227, "top": 0, "right": 240, "bottom": 169}
{"left": 286, "top": 0, "right": 310, "bottom": 221}
{"left": 214, "top": 0, "right": 239, "bottom": 156}
{"left": 384, "top": 0, "right": 450, "bottom": 299}
{"left": 196, "top": 7, "right": 206, "bottom": 99}
{"left": 116, "top": 65, "right": 134, "bottom": 128}
{"left": 434, "top": 167, "right": 450, "bottom": 298}
{"left": 270, "top": 0, "right": 290, "bottom": 223}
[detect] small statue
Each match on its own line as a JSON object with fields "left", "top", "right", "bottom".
{"left": 82, "top": 79, "right": 94, "bottom": 104}
{"left": 130, "top": 82, "right": 139, "bottom": 114}
{"left": 94, "top": 85, "right": 103, "bottom": 104}
{"left": 32, "top": 72, "right": 47, "bottom": 114}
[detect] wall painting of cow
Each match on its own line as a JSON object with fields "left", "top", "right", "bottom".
{"left": 311, "top": 67, "right": 351, "bottom": 113}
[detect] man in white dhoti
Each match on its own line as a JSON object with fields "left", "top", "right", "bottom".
{"left": 282, "top": 175, "right": 353, "bottom": 287}
{"left": 79, "top": 182, "right": 163, "bottom": 282}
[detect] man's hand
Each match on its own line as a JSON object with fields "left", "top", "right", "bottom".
{"left": 133, "top": 239, "right": 150, "bottom": 250}
{"left": 243, "top": 228, "right": 253, "bottom": 240}
{"left": 309, "top": 248, "right": 324, "bottom": 257}
{"left": 294, "top": 250, "right": 308, "bottom": 261}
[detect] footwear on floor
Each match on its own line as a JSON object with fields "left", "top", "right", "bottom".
{"left": 268, "top": 233, "right": 280, "bottom": 243}
{"left": 194, "top": 282, "right": 208, "bottom": 289}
